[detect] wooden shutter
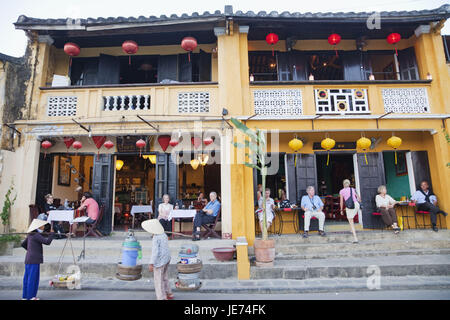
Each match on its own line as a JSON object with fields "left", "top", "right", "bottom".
{"left": 167, "top": 154, "right": 178, "bottom": 207}
{"left": 342, "top": 51, "right": 364, "bottom": 80}
{"left": 398, "top": 48, "right": 419, "bottom": 80}
{"left": 410, "top": 151, "right": 431, "bottom": 190}
{"left": 285, "top": 154, "right": 297, "bottom": 204}
{"left": 178, "top": 54, "right": 192, "bottom": 82}
{"left": 199, "top": 50, "right": 212, "bottom": 82}
{"left": 35, "top": 154, "right": 54, "bottom": 210}
{"left": 97, "top": 54, "right": 120, "bottom": 85}
{"left": 154, "top": 153, "right": 168, "bottom": 215}
{"left": 277, "top": 52, "right": 291, "bottom": 81}
{"left": 81, "top": 58, "right": 99, "bottom": 85}
{"left": 361, "top": 52, "right": 373, "bottom": 80}
{"left": 289, "top": 51, "right": 307, "bottom": 81}
{"left": 92, "top": 154, "right": 114, "bottom": 235}
{"left": 295, "top": 154, "right": 317, "bottom": 201}
{"left": 157, "top": 55, "right": 178, "bottom": 82}
{"left": 357, "top": 152, "right": 386, "bottom": 229}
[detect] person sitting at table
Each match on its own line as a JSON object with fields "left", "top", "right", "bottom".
{"left": 192, "top": 192, "right": 221, "bottom": 241}
{"left": 72, "top": 192, "right": 100, "bottom": 236}
{"left": 158, "top": 194, "right": 173, "bottom": 232}
{"left": 256, "top": 188, "right": 275, "bottom": 234}
{"left": 411, "top": 180, "right": 448, "bottom": 232}
{"left": 197, "top": 192, "right": 208, "bottom": 206}
{"left": 301, "top": 186, "right": 326, "bottom": 238}
{"left": 42, "top": 194, "right": 64, "bottom": 237}
{"left": 375, "top": 185, "right": 400, "bottom": 234}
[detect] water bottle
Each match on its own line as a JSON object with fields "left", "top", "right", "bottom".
{"left": 64, "top": 199, "right": 69, "bottom": 209}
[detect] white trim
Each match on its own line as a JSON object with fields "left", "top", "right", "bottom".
{"left": 284, "top": 154, "right": 289, "bottom": 201}
{"left": 406, "top": 152, "right": 416, "bottom": 195}
{"left": 414, "top": 25, "right": 431, "bottom": 37}
{"left": 353, "top": 153, "right": 363, "bottom": 226}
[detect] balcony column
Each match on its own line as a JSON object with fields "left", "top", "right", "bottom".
{"left": 414, "top": 25, "right": 450, "bottom": 114}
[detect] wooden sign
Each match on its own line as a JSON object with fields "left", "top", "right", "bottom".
{"left": 116, "top": 136, "right": 151, "bottom": 153}
{"left": 313, "top": 142, "right": 356, "bottom": 150}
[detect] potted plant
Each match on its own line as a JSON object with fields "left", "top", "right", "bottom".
{"left": 1, "top": 179, "right": 17, "bottom": 235}
{"left": 0, "top": 234, "right": 21, "bottom": 256}
{"left": 231, "top": 118, "right": 275, "bottom": 266}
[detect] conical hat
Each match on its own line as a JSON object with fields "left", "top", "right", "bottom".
{"left": 27, "top": 219, "right": 49, "bottom": 233}
{"left": 141, "top": 219, "right": 164, "bottom": 235}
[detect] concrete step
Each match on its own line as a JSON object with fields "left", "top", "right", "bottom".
{"left": 250, "top": 254, "right": 450, "bottom": 280}
{"left": 1, "top": 275, "right": 449, "bottom": 294}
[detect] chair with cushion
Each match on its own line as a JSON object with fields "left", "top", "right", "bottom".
{"left": 201, "top": 210, "right": 221, "bottom": 239}
{"left": 412, "top": 203, "right": 442, "bottom": 229}
{"left": 85, "top": 205, "right": 105, "bottom": 237}
{"left": 371, "top": 212, "right": 385, "bottom": 231}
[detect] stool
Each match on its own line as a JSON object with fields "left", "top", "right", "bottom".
{"left": 414, "top": 210, "right": 443, "bottom": 229}
{"left": 371, "top": 212, "right": 385, "bottom": 231}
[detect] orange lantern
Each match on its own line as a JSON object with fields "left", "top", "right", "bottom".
{"left": 357, "top": 137, "right": 371, "bottom": 165}
{"left": 321, "top": 137, "right": 335, "bottom": 166}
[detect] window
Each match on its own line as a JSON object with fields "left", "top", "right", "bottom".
{"left": 249, "top": 52, "right": 278, "bottom": 81}
{"left": 307, "top": 53, "right": 343, "bottom": 80}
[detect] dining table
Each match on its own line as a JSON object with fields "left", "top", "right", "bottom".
{"left": 130, "top": 205, "right": 153, "bottom": 229}
{"left": 167, "top": 209, "right": 197, "bottom": 239}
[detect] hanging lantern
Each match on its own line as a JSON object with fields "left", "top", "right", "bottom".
{"left": 357, "top": 137, "right": 372, "bottom": 165}
{"left": 328, "top": 33, "right": 341, "bottom": 57}
{"left": 149, "top": 154, "right": 156, "bottom": 164}
{"left": 64, "top": 42, "right": 80, "bottom": 67}
{"left": 199, "top": 154, "right": 209, "bottom": 166}
{"left": 169, "top": 139, "right": 179, "bottom": 147}
{"left": 92, "top": 136, "right": 106, "bottom": 160}
{"left": 72, "top": 140, "right": 82, "bottom": 155}
{"left": 122, "top": 40, "right": 138, "bottom": 65}
{"left": 387, "top": 135, "right": 402, "bottom": 164}
{"left": 181, "top": 37, "right": 197, "bottom": 62}
{"left": 265, "top": 33, "right": 279, "bottom": 56}
{"left": 136, "top": 139, "right": 146, "bottom": 157}
{"left": 191, "top": 137, "right": 202, "bottom": 149}
{"left": 321, "top": 137, "right": 336, "bottom": 166}
{"left": 288, "top": 137, "right": 304, "bottom": 167}
{"left": 41, "top": 140, "right": 52, "bottom": 159}
{"left": 116, "top": 159, "right": 124, "bottom": 171}
{"left": 63, "top": 137, "right": 75, "bottom": 151}
{"left": 190, "top": 159, "right": 200, "bottom": 170}
{"left": 157, "top": 135, "right": 171, "bottom": 152}
{"left": 386, "top": 33, "right": 401, "bottom": 56}
{"left": 203, "top": 137, "right": 213, "bottom": 146}
{"left": 104, "top": 140, "right": 114, "bottom": 150}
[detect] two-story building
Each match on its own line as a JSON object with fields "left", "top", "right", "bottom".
{"left": 2, "top": 5, "right": 449, "bottom": 248}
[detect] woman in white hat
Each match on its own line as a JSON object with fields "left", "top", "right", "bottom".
{"left": 21, "top": 219, "right": 55, "bottom": 300}
{"left": 141, "top": 219, "right": 173, "bottom": 300}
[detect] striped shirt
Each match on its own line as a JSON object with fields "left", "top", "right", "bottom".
{"left": 150, "top": 233, "right": 171, "bottom": 268}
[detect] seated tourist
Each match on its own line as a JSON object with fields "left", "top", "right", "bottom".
{"left": 158, "top": 194, "right": 173, "bottom": 232}
{"left": 256, "top": 188, "right": 275, "bottom": 234}
{"left": 197, "top": 192, "right": 208, "bottom": 207}
{"left": 72, "top": 192, "right": 100, "bottom": 236}
{"left": 192, "top": 192, "right": 221, "bottom": 241}
{"left": 300, "top": 186, "right": 326, "bottom": 238}
{"left": 411, "top": 180, "right": 448, "bottom": 232}
{"left": 42, "top": 194, "right": 63, "bottom": 236}
{"left": 375, "top": 185, "right": 400, "bottom": 234}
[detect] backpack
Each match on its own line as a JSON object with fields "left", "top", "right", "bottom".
{"left": 345, "top": 188, "right": 355, "bottom": 209}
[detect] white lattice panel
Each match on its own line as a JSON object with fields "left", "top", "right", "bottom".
{"left": 253, "top": 89, "right": 303, "bottom": 118}
{"left": 382, "top": 88, "right": 430, "bottom": 113}
{"left": 47, "top": 96, "right": 77, "bottom": 116}
{"left": 315, "top": 89, "right": 369, "bottom": 114}
{"left": 178, "top": 92, "right": 210, "bottom": 113}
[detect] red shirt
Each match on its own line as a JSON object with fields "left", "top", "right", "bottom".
{"left": 83, "top": 198, "right": 99, "bottom": 220}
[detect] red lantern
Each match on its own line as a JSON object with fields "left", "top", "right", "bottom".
{"left": 63, "top": 137, "right": 74, "bottom": 150}
{"left": 328, "top": 33, "right": 341, "bottom": 57}
{"left": 265, "top": 33, "right": 279, "bottom": 56}
{"left": 169, "top": 139, "right": 179, "bottom": 147}
{"left": 92, "top": 136, "right": 106, "bottom": 160}
{"left": 203, "top": 137, "right": 213, "bottom": 146}
{"left": 103, "top": 140, "right": 114, "bottom": 150}
{"left": 41, "top": 140, "right": 52, "bottom": 158}
{"left": 64, "top": 43, "right": 80, "bottom": 67}
{"left": 157, "top": 135, "right": 171, "bottom": 152}
{"left": 386, "top": 33, "right": 401, "bottom": 56}
{"left": 191, "top": 137, "right": 202, "bottom": 149}
{"left": 181, "top": 37, "right": 197, "bottom": 62}
{"left": 122, "top": 40, "right": 138, "bottom": 65}
{"left": 136, "top": 139, "right": 146, "bottom": 157}
{"left": 72, "top": 141, "right": 82, "bottom": 154}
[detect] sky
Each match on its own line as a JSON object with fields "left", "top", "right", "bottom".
{"left": 1, "top": 0, "right": 449, "bottom": 57}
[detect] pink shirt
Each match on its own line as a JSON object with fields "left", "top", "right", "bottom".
{"left": 339, "top": 187, "right": 358, "bottom": 203}
{"left": 83, "top": 198, "right": 99, "bottom": 220}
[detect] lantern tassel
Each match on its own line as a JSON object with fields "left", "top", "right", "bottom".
{"left": 335, "top": 48, "right": 338, "bottom": 57}
{"left": 364, "top": 152, "right": 368, "bottom": 165}
{"left": 395, "top": 48, "right": 398, "bottom": 56}
{"left": 129, "top": 56, "right": 131, "bottom": 65}
{"left": 395, "top": 150, "right": 398, "bottom": 165}
{"left": 294, "top": 153, "right": 297, "bottom": 167}
{"left": 188, "top": 52, "right": 191, "bottom": 62}
{"left": 272, "top": 47, "right": 274, "bottom": 57}
{"left": 327, "top": 152, "right": 330, "bottom": 166}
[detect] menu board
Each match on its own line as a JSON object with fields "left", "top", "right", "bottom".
{"left": 313, "top": 142, "right": 356, "bottom": 150}
{"left": 116, "top": 136, "right": 151, "bottom": 153}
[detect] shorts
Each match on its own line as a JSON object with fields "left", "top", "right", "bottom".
{"left": 86, "top": 218, "right": 96, "bottom": 225}
{"left": 256, "top": 209, "right": 274, "bottom": 224}
{"left": 345, "top": 202, "right": 360, "bottom": 219}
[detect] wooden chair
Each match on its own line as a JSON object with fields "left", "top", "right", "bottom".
{"left": 29, "top": 205, "right": 40, "bottom": 222}
{"left": 201, "top": 210, "right": 221, "bottom": 239}
{"left": 85, "top": 205, "right": 105, "bottom": 237}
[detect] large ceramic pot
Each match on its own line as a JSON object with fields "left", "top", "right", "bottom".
{"left": 254, "top": 239, "right": 275, "bottom": 263}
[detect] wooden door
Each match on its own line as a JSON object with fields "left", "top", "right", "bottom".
{"left": 35, "top": 153, "right": 54, "bottom": 211}
{"left": 92, "top": 154, "right": 114, "bottom": 234}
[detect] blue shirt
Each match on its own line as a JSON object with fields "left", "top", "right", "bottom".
{"left": 204, "top": 200, "right": 221, "bottom": 217}
{"left": 301, "top": 195, "right": 323, "bottom": 212}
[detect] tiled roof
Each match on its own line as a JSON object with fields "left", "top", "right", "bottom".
{"left": 15, "top": 4, "right": 450, "bottom": 29}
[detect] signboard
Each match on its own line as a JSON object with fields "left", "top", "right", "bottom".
{"left": 313, "top": 142, "right": 356, "bottom": 150}
{"left": 116, "top": 137, "right": 151, "bottom": 153}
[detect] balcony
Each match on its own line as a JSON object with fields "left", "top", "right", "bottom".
{"left": 249, "top": 80, "right": 432, "bottom": 117}
{"left": 38, "top": 82, "right": 219, "bottom": 120}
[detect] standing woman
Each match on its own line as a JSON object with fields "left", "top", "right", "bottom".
{"left": 339, "top": 179, "right": 361, "bottom": 243}
{"left": 158, "top": 194, "right": 173, "bottom": 232}
{"left": 21, "top": 219, "right": 54, "bottom": 300}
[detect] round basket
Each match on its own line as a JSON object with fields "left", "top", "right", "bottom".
{"left": 51, "top": 276, "right": 77, "bottom": 289}
{"left": 117, "top": 263, "right": 142, "bottom": 276}
{"left": 176, "top": 261, "right": 202, "bottom": 274}
{"left": 115, "top": 273, "right": 142, "bottom": 281}
{"left": 175, "top": 281, "right": 202, "bottom": 291}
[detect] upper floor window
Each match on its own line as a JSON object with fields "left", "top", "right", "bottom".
{"left": 70, "top": 51, "right": 212, "bottom": 86}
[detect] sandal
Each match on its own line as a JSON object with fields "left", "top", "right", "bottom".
{"left": 31, "top": 297, "right": 40, "bottom": 300}
{"left": 167, "top": 293, "right": 174, "bottom": 300}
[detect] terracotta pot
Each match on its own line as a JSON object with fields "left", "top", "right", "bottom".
{"left": 212, "top": 247, "right": 235, "bottom": 261}
{"left": 254, "top": 239, "right": 275, "bottom": 263}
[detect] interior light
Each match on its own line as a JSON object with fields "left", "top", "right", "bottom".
{"left": 116, "top": 159, "right": 124, "bottom": 171}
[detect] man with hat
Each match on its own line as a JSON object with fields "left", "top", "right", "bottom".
{"left": 21, "top": 219, "right": 55, "bottom": 300}
{"left": 141, "top": 219, "right": 173, "bottom": 300}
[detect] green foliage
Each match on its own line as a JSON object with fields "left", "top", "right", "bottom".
{"left": 1, "top": 180, "right": 17, "bottom": 229}
{"left": 0, "top": 234, "right": 21, "bottom": 243}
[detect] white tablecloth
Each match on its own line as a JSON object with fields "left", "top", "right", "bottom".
{"left": 130, "top": 205, "right": 153, "bottom": 217}
{"left": 167, "top": 209, "right": 197, "bottom": 221}
{"left": 47, "top": 210, "right": 75, "bottom": 224}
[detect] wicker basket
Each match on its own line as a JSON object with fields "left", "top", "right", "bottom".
{"left": 51, "top": 275, "right": 78, "bottom": 289}
{"left": 176, "top": 261, "right": 202, "bottom": 274}
{"left": 117, "top": 263, "right": 142, "bottom": 275}
{"left": 175, "top": 281, "right": 202, "bottom": 291}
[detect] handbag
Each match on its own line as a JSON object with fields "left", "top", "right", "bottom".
{"left": 345, "top": 188, "right": 355, "bottom": 209}
{"left": 280, "top": 200, "right": 291, "bottom": 208}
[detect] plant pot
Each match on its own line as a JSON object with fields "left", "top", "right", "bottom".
{"left": 211, "top": 247, "right": 236, "bottom": 261}
{"left": 253, "top": 239, "right": 275, "bottom": 263}
{"left": 0, "top": 241, "right": 15, "bottom": 256}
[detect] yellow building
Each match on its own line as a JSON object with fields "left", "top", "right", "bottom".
{"left": 1, "top": 5, "right": 449, "bottom": 262}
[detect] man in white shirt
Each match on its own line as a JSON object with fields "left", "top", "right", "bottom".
{"left": 411, "top": 180, "right": 447, "bottom": 232}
